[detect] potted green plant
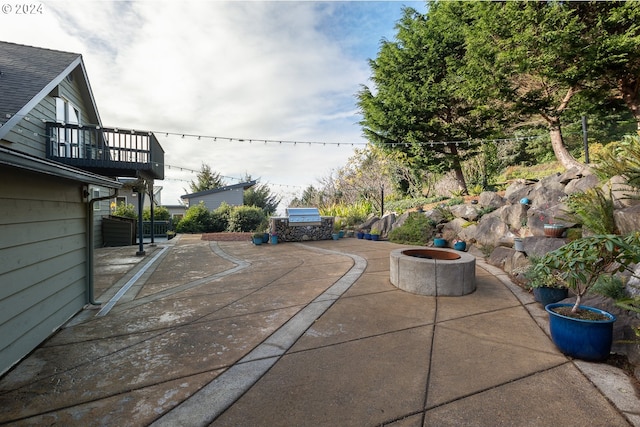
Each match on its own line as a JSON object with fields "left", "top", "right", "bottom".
{"left": 370, "top": 228, "right": 380, "bottom": 241}
{"left": 525, "top": 256, "right": 568, "bottom": 306}
{"left": 531, "top": 233, "right": 640, "bottom": 360}
{"left": 252, "top": 232, "right": 264, "bottom": 245}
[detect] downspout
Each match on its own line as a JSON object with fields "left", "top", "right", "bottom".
{"left": 85, "top": 187, "right": 119, "bottom": 305}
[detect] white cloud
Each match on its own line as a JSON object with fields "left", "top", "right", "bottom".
{"left": 0, "top": 0, "right": 424, "bottom": 209}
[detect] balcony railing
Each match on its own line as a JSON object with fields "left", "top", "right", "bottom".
{"left": 45, "top": 122, "right": 164, "bottom": 180}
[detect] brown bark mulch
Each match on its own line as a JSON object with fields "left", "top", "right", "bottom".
{"left": 201, "top": 232, "right": 253, "bottom": 242}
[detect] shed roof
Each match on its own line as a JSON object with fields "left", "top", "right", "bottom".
{"left": 181, "top": 181, "right": 257, "bottom": 199}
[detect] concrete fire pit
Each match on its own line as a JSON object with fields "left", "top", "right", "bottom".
{"left": 389, "top": 248, "right": 476, "bottom": 296}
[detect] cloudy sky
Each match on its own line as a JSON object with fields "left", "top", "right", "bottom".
{"left": 0, "top": 0, "right": 425, "bottom": 209}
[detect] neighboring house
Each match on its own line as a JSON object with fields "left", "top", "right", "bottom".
{"left": 181, "top": 180, "right": 256, "bottom": 210}
{"left": 0, "top": 41, "right": 164, "bottom": 376}
{"left": 163, "top": 204, "right": 187, "bottom": 221}
{"left": 115, "top": 179, "right": 163, "bottom": 212}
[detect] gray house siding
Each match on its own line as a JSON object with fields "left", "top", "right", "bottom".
{"left": 0, "top": 166, "right": 87, "bottom": 375}
{"left": 190, "top": 189, "right": 244, "bottom": 211}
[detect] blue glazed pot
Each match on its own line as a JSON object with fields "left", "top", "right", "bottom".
{"left": 533, "top": 287, "right": 568, "bottom": 306}
{"left": 338, "top": 230, "right": 345, "bottom": 238}
{"left": 332, "top": 233, "right": 340, "bottom": 240}
{"left": 262, "top": 233, "right": 269, "bottom": 243}
{"left": 453, "top": 241, "right": 466, "bottom": 251}
{"left": 253, "top": 237, "right": 263, "bottom": 245}
{"left": 356, "top": 232, "right": 365, "bottom": 239}
{"left": 364, "top": 233, "right": 372, "bottom": 240}
{"left": 433, "top": 238, "right": 447, "bottom": 248}
{"left": 545, "top": 303, "right": 616, "bottom": 361}
{"left": 370, "top": 234, "right": 380, "bottom": 241}
{"left": 270, "top": 235, "right": 278, "bottom": 245}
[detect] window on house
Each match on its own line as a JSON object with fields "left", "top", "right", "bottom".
{"left": 54, "top": 97, "right": 82, "bottom": 158}
{"left": 92, "top": 188, "right": 101, "bottom": 211}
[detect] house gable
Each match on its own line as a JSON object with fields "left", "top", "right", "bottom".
{"left": 0, "top": 41, "right": 101, "bottom": 158}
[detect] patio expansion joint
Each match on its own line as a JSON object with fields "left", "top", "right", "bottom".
{"left": 150, "top": 244, "right": 367, "bottom": 427}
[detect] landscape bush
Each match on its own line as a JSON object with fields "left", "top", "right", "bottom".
{"left": 388, "top": 212, "right": 435, "bottom": 245}
{"left": 142, "top": 205, "right": 171, "bottom": 221}
{"left": 227, "top": 205, "right": 266, "bottom": 232}
{"left": 176, "top": 201, "right": 212, "bottom": 233}
{"left": 111, "top": 202, "right": 137, "bottom": 219}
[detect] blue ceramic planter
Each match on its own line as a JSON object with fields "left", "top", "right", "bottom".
{"left": 370, "top": 234, "right": 380, "bottom": 241}
{"left": 453, "top": 241, "right": 466, "bottom": 251}
{"left": 253, "top": 237, "right": 263, "bottom": 245}
{"left": 533, "top": 287, "right": 568, "bottom": 306}
{"left": 433, "top": 238, "right": 447, "bottom": 248}
{"left": 270, "top": 235, "right": 278, "bottom": 245}
{"left": 356, "top": 232, "right": 365, "bottom": 239}
{"left": 545, "top": 303, "right": 616, "bottom": 361}
{"left": 364, "top": 233, "right": 372, "bottom": 240}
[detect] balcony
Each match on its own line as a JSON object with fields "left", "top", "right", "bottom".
{"left": 45, "top": 122, "right": 164, "bottom": 180}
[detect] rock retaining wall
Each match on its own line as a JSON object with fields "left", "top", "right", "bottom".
{"left": 270, "top": 217, "right": 334, "bottom": 242}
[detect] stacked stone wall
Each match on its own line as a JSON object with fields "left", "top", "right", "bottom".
{"left": 270, "top": 217, "right": 334, "bottom": 242}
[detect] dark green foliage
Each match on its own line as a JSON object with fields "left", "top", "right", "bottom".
{"left": 595, "top": 134, "right": 640, "bottom": 193}
{"left": 590, "top": 275, "right": 627, "bottom": 301}
{"left": 188, "top": 163, "right": 226, "bottom": 193}
{"left": 111, "top": 202, "right": 137, "bottom": 219}
{"left": 243, "top": 181, "right": 280, "bottom": 216}
{"left": 176, "top": 202, "right": 212, "bottom": 233}
{"left": 560, "top": 188, "right": 617, "bottom": 235}
{"left": 227, "top": 206, "right": 266, "bottom": 232}
{"left": 388, "top": 212, "right": 435, "bottom": 245}
{"left": 142, "top": 206, "right": 170, "bottom": 221}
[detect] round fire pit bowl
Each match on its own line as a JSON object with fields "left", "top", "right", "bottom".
{"left": 390, "top": 247, "right": 476, "bottom": 296}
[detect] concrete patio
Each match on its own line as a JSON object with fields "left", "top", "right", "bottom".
{"left": 0, "top": 234, "right": 638, "bottom": 426}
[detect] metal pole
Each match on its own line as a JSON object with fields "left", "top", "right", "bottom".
{"left": 136, "top": 189, "right": 146, "bottom": 256}
{"left": 380, "top": 185, "right": 384, "bottom": 217}
{"left": 582, "top": 115, "right": 589, "bottom": 164}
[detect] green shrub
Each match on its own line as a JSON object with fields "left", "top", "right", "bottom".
{"left": 176, "top": 201, "right": 212, "bottom": 233}
{"left": 446, "top": 197, "right": 465, "bottom": 206}
{"left": 319, "top": 201, "right": 372, "bottom": 225}
{"left": 560, "top": 188, "right": 617, "bottom": 234}
{"left": 142, "top": 205, "right": 171, "bottom": 221}
{"left": 111, "top": 202, "right": 137, "bottom": 219}
{"left": 227, "top": 205, "right": 266, "bottom": 232}
{"left": 209, "top": 202, "right": 232, "bottom": 232}
{"left": 468, "top": 184, "right": 484, "bottom": 196}
{"left": 388, "top": 212, "right": 434, "bottom": 245}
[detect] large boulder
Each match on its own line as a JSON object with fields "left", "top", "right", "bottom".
{"left": 449, "top": 203, "right": 480, "bottom": 221}
{"left": 370, "top": 213, "right": 396, "bottom": 239}
{"left": 505, "top": 180, "right": 535, "bottom": 205}
{"left": 519, "top": 236, "right": 568, "bottom": 258}
{"left": 487, "top": 246, "right": 529, "bottom": 276}
{"left": 423, "top": 208, "right": 445, "bottom": 224}
{"left": 441, "top": 217, "right": 469, "bottom": 241}
{"left": 563, "top": 173, "right": 599, "bottom": 195}
{"left": 479, "top": 191, "right": 504, "bottom": 209}
{"left": 391, "top": 212, "right": 410, "bottom": 230}
{"left": 605, "top": 175, "right": 640, "bottom": 208}
{"left": 474, "top": 215, "right": 510, "bottom": 247}
{"left": 496, "top": 203, "right": 528, "bottom": 230}
{"left": 359, "top": 215, "right": 380, "bottom": 231}
{"left": 614, "top": 204, "right": 640, "bottom": 235}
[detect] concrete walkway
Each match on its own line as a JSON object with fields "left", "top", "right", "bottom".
{"left": 1, "top": 235, "right": 639, "bottom": 426}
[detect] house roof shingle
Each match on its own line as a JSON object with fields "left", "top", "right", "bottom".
{"left": 0, "top": 41, "right": 81, "bottom": 119}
